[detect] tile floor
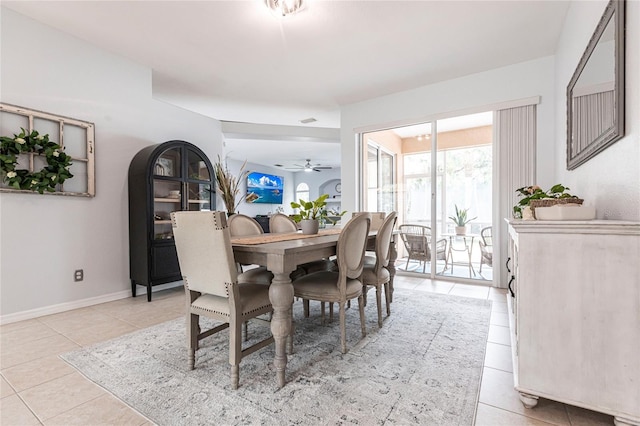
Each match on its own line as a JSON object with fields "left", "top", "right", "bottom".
{"left": 1, "top": 277, "right": 615, "bottom": 426}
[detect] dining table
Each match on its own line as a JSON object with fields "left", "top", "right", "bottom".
{"left": 231, "top": 227, "right": 398, "bottom": 388}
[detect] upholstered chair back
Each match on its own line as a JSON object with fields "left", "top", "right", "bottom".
{"left": 171, "top": 211, "right": 237, "bottom": 297}
{"left": 373, "top": 211, "right": 397, "bottom": 271}
{"left": 227, "top": 214, "right": 263, "bottom": 237}
{"left": 337, "top": 213, "right": 371, "bottom": 280}
{"left": 269, "top": 213, "right": 298, "bottom": 233}
{"left": 352, "top": 211, "right": 385, "bottom": 231}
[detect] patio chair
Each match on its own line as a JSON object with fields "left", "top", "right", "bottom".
{"left": 398, "top": 224, "right": 447, "bottom": 273}
{"left": 479, "top": 226, "right": 493, "bottom": 273}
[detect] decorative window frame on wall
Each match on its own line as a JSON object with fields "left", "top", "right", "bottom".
{"left": 0, "top": 103, "right": 95, "bottom": 197}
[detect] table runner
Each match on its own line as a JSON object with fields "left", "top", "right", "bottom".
{"left": 231, "top": 227, "right": 342, "bottom": 245}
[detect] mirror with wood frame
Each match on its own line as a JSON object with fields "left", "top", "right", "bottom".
{"left": 566, "top": 0, "right": 625, "bottom": 170}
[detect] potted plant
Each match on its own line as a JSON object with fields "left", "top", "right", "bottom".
{"left": 290, "top": 193, "right": 332, "bottom": 234}
{"left": 212, "top": 155, "right": 248, "bottom": 215}
{"left": 513, "top": 184, "right": 583, "bottom": 219}
{"left": 449, "top": 205, "right": 476, "bottom": 235}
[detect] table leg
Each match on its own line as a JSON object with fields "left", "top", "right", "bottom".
{"left": 268, "top": 272, "right": 294, "bottom": 388}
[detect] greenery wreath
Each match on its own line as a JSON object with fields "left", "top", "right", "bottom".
{"left": 0, "top": 128, "right": 73, "bottom": 194}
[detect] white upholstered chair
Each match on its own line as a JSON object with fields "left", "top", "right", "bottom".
{"left": 292, "top": 213, "right": 371, "bottom": 354}
{"left": 361, "top": 211, "right": 397, "bottom": 327}
{"left": 171, "top": 211, "right": 274, "bottom": 390}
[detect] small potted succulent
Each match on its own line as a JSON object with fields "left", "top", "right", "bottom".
{"left": 449, "top": 205, "right": 477, "bottom": 235}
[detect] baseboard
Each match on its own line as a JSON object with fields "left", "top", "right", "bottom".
{"left": 1, "top": 281, "right": 185, "bottom": 325}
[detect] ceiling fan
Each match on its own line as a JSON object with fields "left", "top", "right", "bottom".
{"left": 286, "top": 159, "right": 333, "bottom": 173}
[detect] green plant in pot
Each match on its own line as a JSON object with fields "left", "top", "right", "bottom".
{"left": 449, "top": 205, "right": 476, "bottom": 235}
{"left": 290, "top": 193, "right": 333, "bottom": 235}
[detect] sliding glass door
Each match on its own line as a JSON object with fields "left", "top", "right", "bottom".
{"left": 361, "top": 112, "right": 493, "bottom": 282}
{"left": 365, "top": 142, "right": 396, "bottom": 213}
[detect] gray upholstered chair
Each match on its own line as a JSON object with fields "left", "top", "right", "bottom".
{"left": 269, "top": 213, "right": 336, "bottom": 276}
{"left": 227, "top": 214, "right": 273, "bottom": 285}
{"left": 269, "top": 213, "right": 299, "bottom": 233}
{"left": 171, "top": 211, "right": 274, "bottom": 390}
{"left": 399, "top": 224, "right": 447, "bottom": 273}
{"left": 479, "top": 226, "right": 493, "bottom": 273}
{"left": 361, "top": 211, "right": 397, "bottom": 327}
{"left": 352, "top": 211, "right": 386, "bottom": 232}
{"left": 292, "top": 213, "right": 371, "bottom": 354}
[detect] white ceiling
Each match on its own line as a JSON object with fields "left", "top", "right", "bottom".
{"left": 3, "top": 0, "right": 570, "bottom": 170}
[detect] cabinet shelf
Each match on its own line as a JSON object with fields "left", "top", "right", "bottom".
{"left": 154, "top": 197, "right": 181, "bottom": 203}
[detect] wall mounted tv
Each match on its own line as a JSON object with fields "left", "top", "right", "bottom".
{"left": 246, "top": 171, "right": 284, "bottom": 204}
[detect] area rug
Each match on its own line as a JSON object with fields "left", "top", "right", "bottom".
{"left": 61, "top": 289, "right": 491, "bottom": 425}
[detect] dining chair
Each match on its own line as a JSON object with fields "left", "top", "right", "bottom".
{"left": 269, "top": 213, "right": 299, "bottom": 233}
{"left": 398, "top": 224, "right": 447, "bottom": 273}
{"left": 352, "top": 211, "right": 386, "bottom": 231}
{"left": 227, "top": 214, "right": 274, "bottom": 285}
{"left": 292, "top": 213, "right": 371, "bottom": 354}
{"left": 269, "top": 213, "right": 336, "bottom": 276}
{"left": 171, "top": 211, "right": 274, "bottom": 390}
{"left": 479, "top": 226, "right": 493, "bottom": 273}
{"left": 361, "top": 211, "right": 397, "bottom": 327}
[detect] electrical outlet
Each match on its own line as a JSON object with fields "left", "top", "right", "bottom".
{"left": 74, "top": 269, "right": 84, "bottom": 282}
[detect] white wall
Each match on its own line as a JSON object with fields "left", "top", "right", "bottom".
{"left": 554, "top": 0, "right": 639, "bottom": 221}
{"left": 339, "top": 56, "right": 557, "bottom": 215}
{"left": 0, "top": 8, "right": 223, "bottom": 321}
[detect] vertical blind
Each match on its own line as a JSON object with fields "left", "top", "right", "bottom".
{"left": 493, "top": 104, "right": 537, "bottom": 287}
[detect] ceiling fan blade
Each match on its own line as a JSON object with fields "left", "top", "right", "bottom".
{"left": 314, "top": 166, "right": 332, "bottom": 169}
{"left": 312, "top": 168, "right": 322, "bottom": 172}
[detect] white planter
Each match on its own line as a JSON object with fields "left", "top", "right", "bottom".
{"left": 301, "top": 219, "right": 319, "bottom": 235}
{"left": 455, "top": 226, "right": 467, "bottom": 235}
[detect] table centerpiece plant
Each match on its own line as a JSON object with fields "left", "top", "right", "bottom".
{"left": 290, "top": 193, "right": 345, "bottom": 234}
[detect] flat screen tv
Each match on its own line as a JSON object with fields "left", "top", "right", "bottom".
{"left": 246, "top": 171, "right": 284, "bottom": 204}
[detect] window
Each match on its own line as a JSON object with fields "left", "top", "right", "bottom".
{"left": 295, "top": 182, "right": 309, "bottom": 202}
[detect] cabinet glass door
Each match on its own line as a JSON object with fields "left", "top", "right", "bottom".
{"left": 187, "top": 182, "right": 213, "bottom": 211}
{"left": 153, "top": 148, "right": 182, "bottom": 241}
{"left": 187, "top": 149, "right": 210, "bottom": 181}
{"left": 186, "top": 148, "right": 213, "bottom": 212}
{"left": 154, "top": 148, "right": 181, "bottom": 178}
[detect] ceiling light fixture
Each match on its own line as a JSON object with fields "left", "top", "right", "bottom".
{"left": 264, "top": 0, "right": 305, "bottom": 17}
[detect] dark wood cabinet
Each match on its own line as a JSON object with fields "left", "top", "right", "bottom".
{"left": 128, "top": 140, "right": 215, "bottom": 301}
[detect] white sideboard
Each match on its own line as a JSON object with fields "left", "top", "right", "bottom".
{"left": 506, "top": 220, "right": 640, "bottom": 426}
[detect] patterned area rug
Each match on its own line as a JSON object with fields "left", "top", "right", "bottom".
{"left": 61, "top": 289, "right": 491, "bottom": 425}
